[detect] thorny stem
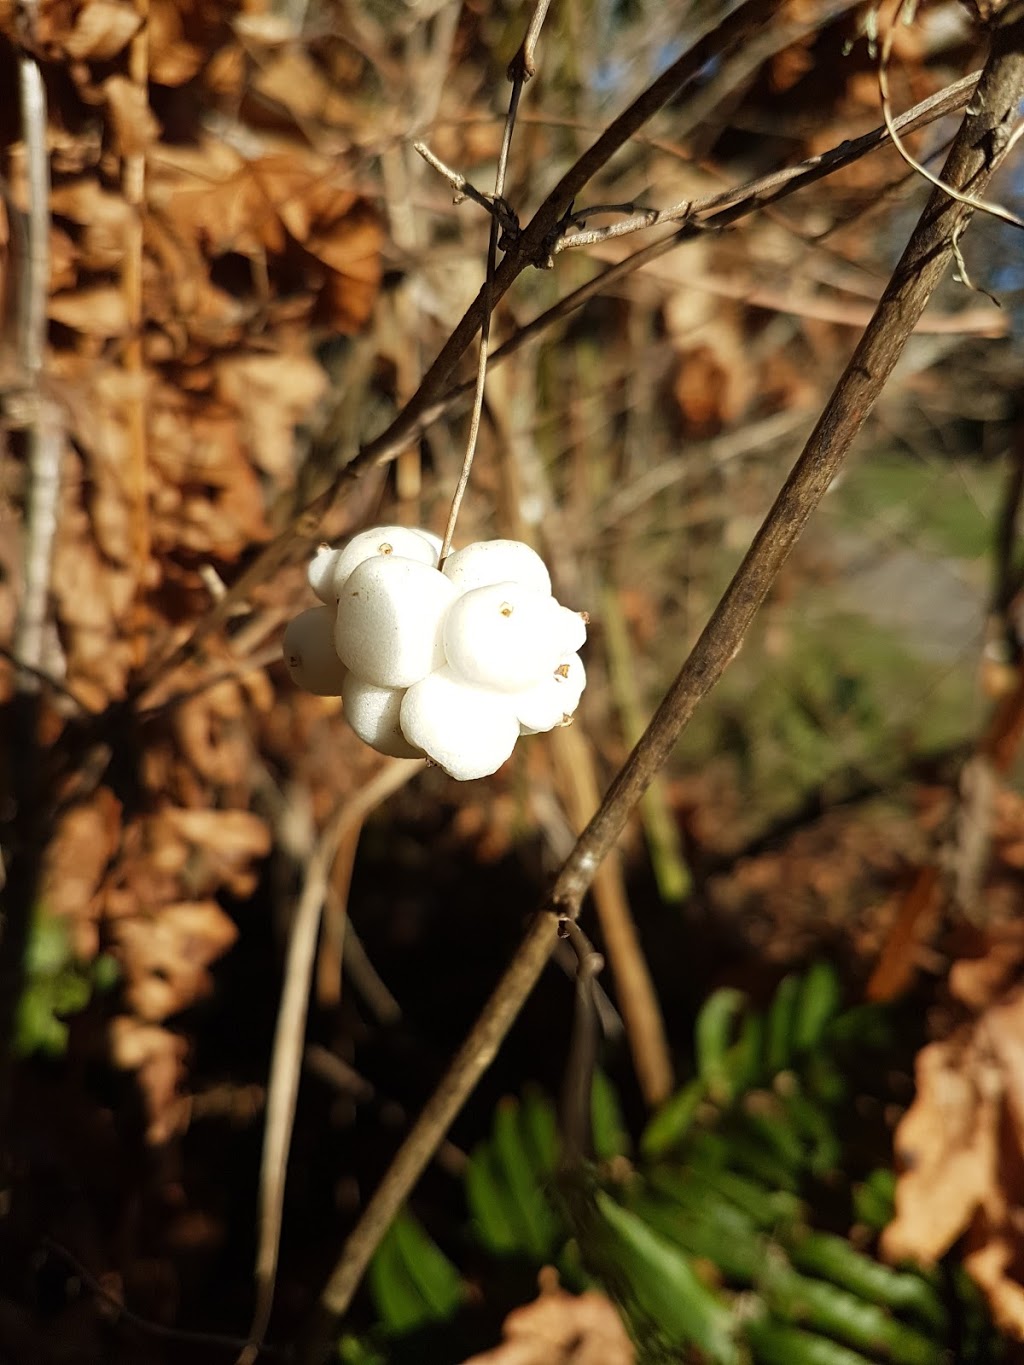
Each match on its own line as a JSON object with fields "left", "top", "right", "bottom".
{"left": 304, "top": 16, "right": 1024, "bottom": 1352}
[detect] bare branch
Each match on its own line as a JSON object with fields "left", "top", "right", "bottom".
{"left": 877, "top": 0, "right": 1024, "bottom": 232}
{"left": 130, "top": 33, "right": 975, "bottom": 705}
{"left": 507, "top": 0, "right": 552, "bottom": 83}
{"left": 436, "top": 0, "right": 545, "bottom": 564}
{"left": 559, "top": 919, "right": 604, "bottom": 1169}
{"left": 241, "top": 760, "right": 424, "bottom": 1365}
{"left": 302, "top": 911, "right": 559, "bottom": 1361}
{"left": 550, "top": 10, "right": 1024, "bottom": 921}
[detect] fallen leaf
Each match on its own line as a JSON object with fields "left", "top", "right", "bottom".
{"left": 63, "top": 0, "right": 142, "bottom": 61}
{"left": 460, "top": 1274, "right": 635, "bottom": 1365}
{"left": 883, "top": 983, "right": 1024, "bottom": 1339}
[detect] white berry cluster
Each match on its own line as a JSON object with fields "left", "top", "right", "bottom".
{"left": 282, "top": 526, "right": 588, "bottom": 781}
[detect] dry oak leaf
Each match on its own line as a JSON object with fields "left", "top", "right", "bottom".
{"left": 40, "top": 787, "right": 122, "bottom": 957}
{"left": 460, "top": 1281, "right": 635, "bottom": 1365}
{"left": 103, "top": 73, "right": 161, "bottom": 158}
{"left": 883, "top": 986, "right": 1024, "bottom": 1339}
{"left": 62, "top": 0, "right": 142, "bottom": 61}
{"left": 109, "top": 1016, "right": 190, "bottom": 1143}
{"left": 49, "top": 285, "right": 130, "bottom": 337}
{"left": 161, "top": 807, "right": 271, "bottom": 896}
{"left": 113, "top": 899, "right": 238, "bottom": 1022}
{"left": 215, "top": 350, "right": 326, "bottom": 481}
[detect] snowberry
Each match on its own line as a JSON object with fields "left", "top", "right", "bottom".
{"left": 342, "top": 674, "right": 422, "bottom": 759}
{"left": 335, "top": 554, "right": 457, "bottom": 688}
{"left": 441, "top": 539, "right": 551, "bottom": 596}
{"left": 400, "top": 667, "right": 521, "bottom": 781}
{"left": 514, "top": 654, "right": 587, "bottom": 734}
{"left": 283, "top": 606, "right": 348, "bottom": 695}
{"left": 288, "top": 528, "right": 589, "bottom": 778}
{"left": 307, "top": 543, "right": 343, "bottom": 604}
{"left": 554, "top": 604, "right": 588, "bottom": 656}
{"left": 330, "top": 525, "right": 441, "bottom": 598}
{"left": 443, "top": 581, "right": 568, "bottom": 692}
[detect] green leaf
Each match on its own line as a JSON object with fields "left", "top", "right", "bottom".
{"left": 337, "top": 1334, "right": 387, "bottom": 1365}
{"left": 367, "top": 1220, "right": 430, "bottom": 1335}
{"left": 493, "top": 1098, "right": 559, "bottom": 1258}
{"left": 778, "top": 1086, "right": 841, "bottom": 1177}
{"left": 766, "top": 974, "right": 802, "bottom": 1075}
{"left": 782, "top": 1230, "right": 945, "bottom": 1333}
{"left": 736, "top": 1103, "right": 807, "bottom": 1177}
{"left": 390, "top": 1211, "right": 462, "bottom": 1322}
{"left": 745, "top": 1318, "right": 876, "bottom": 1365}
{"left": 765, "top": 1269, "right": 939, "bottom": 1363}
{"left": 792, "top": 964, "right": 841, "bottom": 1055}
{"left": 591, "top": 1070, "right": 630, "bottom": 1161}
{"left": 852, "top": 1169, "right": 896, "bottom": 1233}
{"left": 520, "top": 1086, "right": 559, "bottom": 1180}
{"left": 640, "top": 1078, "right": 708, "bottom": 1158}
{"left": 723, "top": 1011, "right": 765, "bottom": 1096}
{"left": 466, "top": 1143, "right": 521, "bottom": 1255}
{"left": 696, "top": 988, "right": 749, "bottom": 1101}
{"left": 633, "top": 1188, "right": 763, "bottom": 1284}
{"left": 593, "top": 1189, "right": 738, "bottom": 1362}
{"left": 696, "top": 1165, "right": 804, "bottom": 1232}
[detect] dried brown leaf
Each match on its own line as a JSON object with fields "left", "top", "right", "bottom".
{"left": 109, "top": 1016, "right": 190, "bottom": 1142}
{"left": 460, "top": 1282, "right": 635, "bottom": 1365}
{"left": 884, "top": 984, "right": 1024, "bottom": 1339}
{"left": 63, "top": 0, "right": 142, "bottom": 61}
{"left": 40, "top": 787, "right": 122, "bottom": 956}
{"left": 114, "top": 899, "right": 238, "bottom": 1022}
{"left": 215, "top": 350, "right": 326, "bottom": 480}
{"left": 49, "top": 285, "right": 130, "bottom": 337}
{"left": 104, "top": 74, "right": 161, "bottom": 158}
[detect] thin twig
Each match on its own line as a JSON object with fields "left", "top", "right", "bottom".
{"left": 559, "top": 919, "right": 604, "bottom": 1169}
{"left": 413, "top": 141, "right": 517, "bottom": 235}
{"left": 507, "top": 0, "right": 551, "bottom": 82}
{"left": 301, "top": 911, "right": 559, "bottom": 1362}
{"left": 41, "top": 1239, "right": 285, "bottom": 1359}
{"left": 1, "top": 0, "right": 61, "bottom": 1141}
{"left": 12, "top": 0, "right": 59, "bottom": 688}
{"left": 876, "top": 0, "right": 1024, "bottom": 233}
{"left": 551, "top": 721, "right": 674, "bottom": 1105}
{"left": 240, "top": 759, "right": 424, "bottom": 1365}
{"left": 359, "top": 69, "right": 984, "bottom": 478}
{"left": 436, "top": 0, "right": 540, "bottom": 564}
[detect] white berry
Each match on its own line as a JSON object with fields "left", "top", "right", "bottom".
{"left": 330, "top": 525, "right": 441, "bottom": 597}
{"left": 335, "top": 555, "right": 457, "bottom": 688}
{"left": 283, "top": 607, "right": 348, "bottom": 695}
{"left": 308, "top": 543, "right": 343, "bottom": 604}
{"left": 342, "top": 674, "right": 422, "bottom": 759}
{"left": 442, "top": 539, "right": 551, "bottom": 596}
{"left": 443, "top": 581, "right": 566, "bottom": 692}
{"left": 515, "top": 654, "right": 587, "bottom": 734}
{"left": 400, "top": 668, "right": 520, "bottom": 781}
